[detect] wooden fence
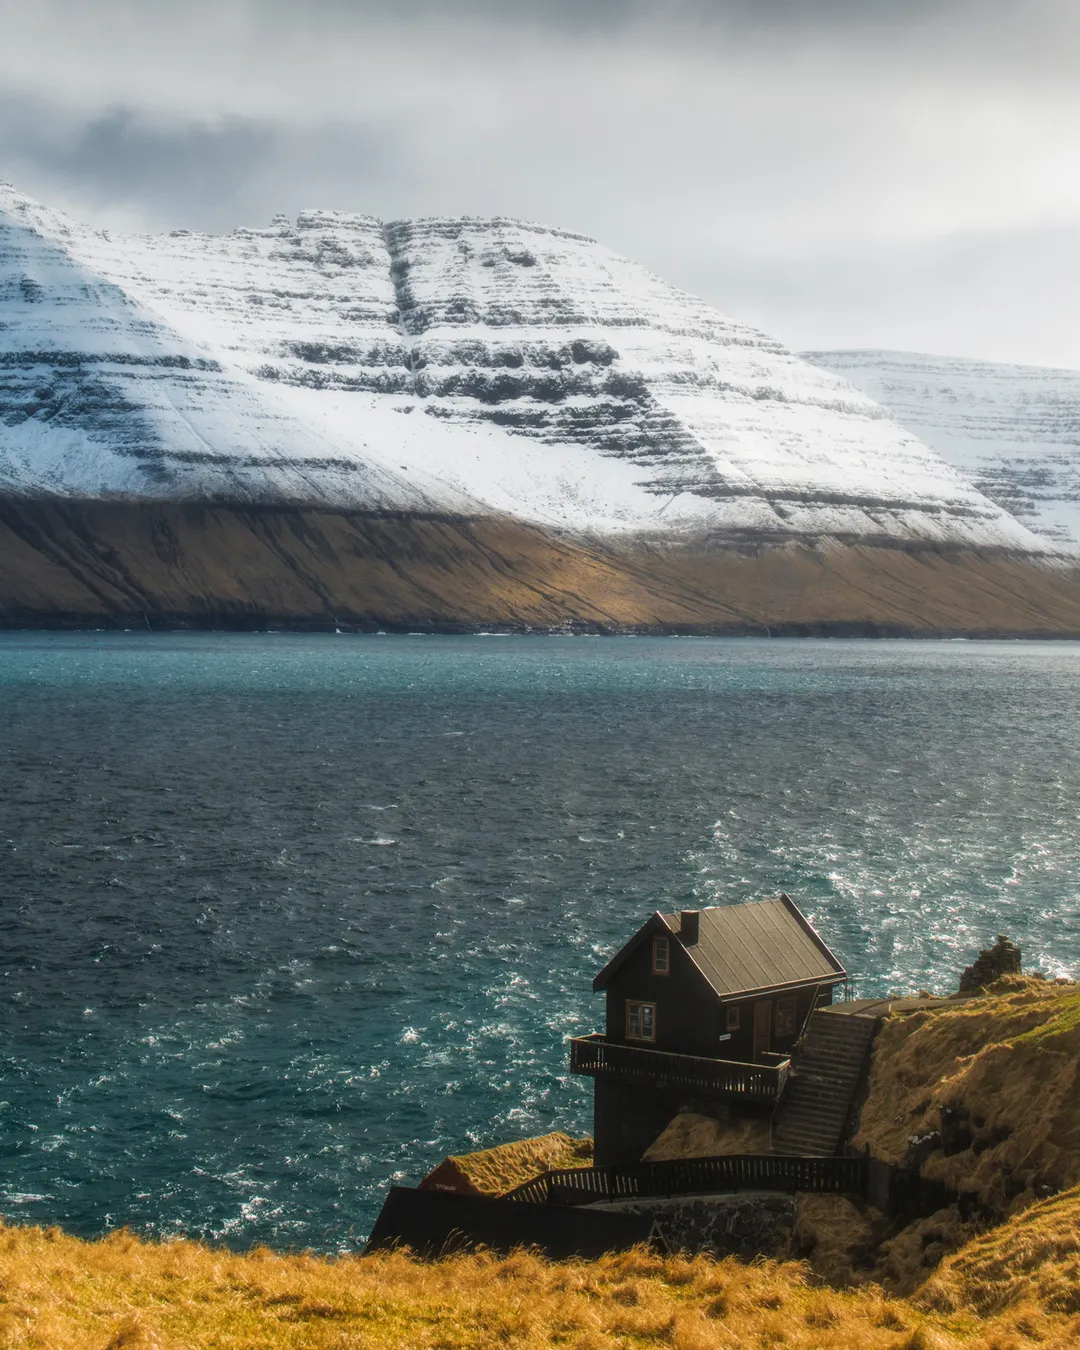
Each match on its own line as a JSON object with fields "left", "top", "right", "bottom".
{"left": 365, "top": 1186, "right": 656, "bottom": 1259}
{"left": 504, "top": 1153, "right": 868, "bottom": 1206}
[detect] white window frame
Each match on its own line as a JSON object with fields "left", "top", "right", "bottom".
{"left": 651, "top": 936, "right": 670, "bottom": 975}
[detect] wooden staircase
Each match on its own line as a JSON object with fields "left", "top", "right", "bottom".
{"left": 771, "top": 1010, "right": 878, "bottom": 1156}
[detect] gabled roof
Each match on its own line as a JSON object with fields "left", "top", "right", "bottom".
{"left": 593, "top": 894, "right": 846, "bottom": 998}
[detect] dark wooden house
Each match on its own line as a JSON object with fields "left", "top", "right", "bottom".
{"left": 570, "top": 895, "right": 847, "bottom": 1164}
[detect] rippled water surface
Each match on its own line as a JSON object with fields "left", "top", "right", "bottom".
{"left": 1, "top": 634, "right": 1078, "bottom": 1248}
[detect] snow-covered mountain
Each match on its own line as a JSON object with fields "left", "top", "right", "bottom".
{"left": 0, "top": 184, "right": 1048, "bottom": 552}
{"left": 802, "top": 350, "right": 1080, "bottom": 549}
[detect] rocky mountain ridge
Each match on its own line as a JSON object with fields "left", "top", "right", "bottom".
{"left": 802, "top": 349, "right": 1080, "bottom": 550}
{"left": 0, "top": 183, "right": 1047, "bottom": 551}
{"left": 5, "top": 184, "right": 1080, "bottom": 634}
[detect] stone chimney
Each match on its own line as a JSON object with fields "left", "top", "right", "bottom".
{"left": 680, "top": 910, "right": 700, "bottom": 945}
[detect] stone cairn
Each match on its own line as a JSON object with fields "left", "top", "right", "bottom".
{"left": 958, "top": 935, "right": 1022, "bottom": 993}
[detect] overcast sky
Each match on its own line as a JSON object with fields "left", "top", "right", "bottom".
{"left": 3, "top": 0, "right": 1080, "bottom": 366}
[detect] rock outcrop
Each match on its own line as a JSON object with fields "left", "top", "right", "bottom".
{"left": 958, "top": 937, "right": 1023, "bottom": 994}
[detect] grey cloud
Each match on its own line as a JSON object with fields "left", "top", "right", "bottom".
{"left": 3, "top": 105, "right": 278, "bottom": 220}
{"left": 684, "top": 224, "right": 1080, "bottom": 368}
{"left": 235, "top": 0, "right": 1080, "bottom": 74}
{"left": 2, "top": 0, "right": 1080, "bottom": 366}
{"left": 0, "top": 97, "right": 402, "bottom": 233}
{"left": 258, "top": 0, "right": 1019, "bottom": 35}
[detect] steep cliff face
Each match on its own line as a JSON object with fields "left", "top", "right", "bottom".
{"left": 378, "top": 216, "right": 1036, "bottom": 545}
{"left": 802, "top": 350, "right": 1080, "bottom": 550}
{"left": 0, "top": 184, "right": 1049, "bottom": 550}
{"left": 0, "top": 195, "right": 480, "bottom": 511}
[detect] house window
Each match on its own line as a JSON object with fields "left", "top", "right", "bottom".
{"left": 652, "top": 936, "right": 670, "bottom": 975}
{"left": 775, "top": 997, "right": 797, "bottom": 1037}
{"left": 626, "top": 1000, "right": 657, "bottom": 1042}
{"left": 725, "top": 1004, "right": 741, "bottom": 1032}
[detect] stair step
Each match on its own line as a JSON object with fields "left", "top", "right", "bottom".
{"left": 803, "top": 1041, "right": 869, "bottom": 1051}
{"left": 802, "top": 1049, "right": 858, "bottom": 1058}
{"left": 770, "top": 1008, "right": 880, "bottom": 1160}
{"left": 780, "top": 1096, "right": 845, "bottom": 1109}
{"left": 796, "top": 1055, "right": 859, "bottom": 1063}
{"left": 799, "top": 1046, "right": 869, "bottom": 1058}
{"left": 804, "top": 1037, "right": 864, "bottom": 1047}
{"left": 787, "top": 1086, "right": 853, "bottom": 1100}
{"left": 802, "top": 1043, "right": 869, "bottom": 1054}
{"left": 803, "top": 1037, "right": 873, "bottom": 1051}
{"left": 800, "top": 1084, "right": 860, "bottom": 1097}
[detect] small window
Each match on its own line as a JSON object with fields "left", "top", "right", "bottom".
{"left": 775, "top": 997, "right": 797, "bottom": 1037}
{"left": 652, "top": 936, "right": 670, "bottom": 975}
{"left": 725, "top": 1004, "right": 741, "bottom": 1032}
{"left": 626, "top": 1000, "right": 657, "bottom": 1042}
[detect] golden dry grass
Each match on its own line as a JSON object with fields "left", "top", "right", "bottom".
{"left": 2, "top": 1204, "right": 1080, "bottom": 1350}
{"left": 642, "top": 1112, "right": 771, "bottom": 1162}
{"left": 919, "top": 1184, "right": 1080, "bottom": 1324}
{"left": 445, "top": 1133, "right": 593, "bottom": 1197}
{"left": 853, "top": 977, "right": 1080, "bottom": 1212}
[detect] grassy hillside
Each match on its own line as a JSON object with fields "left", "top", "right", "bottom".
{"left": 5, "top": 498, "right": 1080, "bottom": 635}
{"left": 855, "top": 976, "right": 1080, "bottom": 1212}
{"left": 1, "top": 1193, "right": 1078, "bottom": 1349}
{"left": 431, "top": 1133, "right": 593, "bottom": 1197}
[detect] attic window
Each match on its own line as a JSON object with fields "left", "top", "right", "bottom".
{"left": 626, "top": 1000, "right": 656, "bottom": 1042}
{"left": 775, "top": 997, "right": 797, "bottom": 1037}
{"left": 726, "top": 1005, "right": 741, "bottom": 1032}
{"left": 651, "top": 936, "right": 670, "bottom": 975}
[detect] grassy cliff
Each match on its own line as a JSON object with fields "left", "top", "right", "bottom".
{"left": 854, "top": 976, "right": 1080, "bottom": 1212}
{"left": 2, "top": 978, "right": 1078, "bottom": 1347}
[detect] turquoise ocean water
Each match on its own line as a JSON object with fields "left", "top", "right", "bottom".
{"left": 1, "top": 634, "right": 1078, "bottom": 1248}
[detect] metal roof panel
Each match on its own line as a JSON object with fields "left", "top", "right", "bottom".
{"left": 662, "top": 895, "right": 845, "bottom": 997}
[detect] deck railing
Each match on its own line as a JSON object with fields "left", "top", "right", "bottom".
{"left": 568, "top": 1034, "right": 790, "bottom": 1102}
{"left": 504, "top": 1153, "right": 868, "bottom": 1206}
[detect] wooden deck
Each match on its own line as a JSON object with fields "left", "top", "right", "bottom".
{"left": 569, "top": 1033, "right": 790, "bottom": 1102}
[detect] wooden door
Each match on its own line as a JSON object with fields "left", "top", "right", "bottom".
{"left": 753, "top": 1000, "right": 772, "bottom": 1061}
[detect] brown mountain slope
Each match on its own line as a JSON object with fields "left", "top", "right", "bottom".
{"left": 3, "top": 497, "right": 1080, "bottom": 635}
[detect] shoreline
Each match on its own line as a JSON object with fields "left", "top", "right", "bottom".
{"left": 5, "top": 618, "right": 1080, "bottom": 638}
